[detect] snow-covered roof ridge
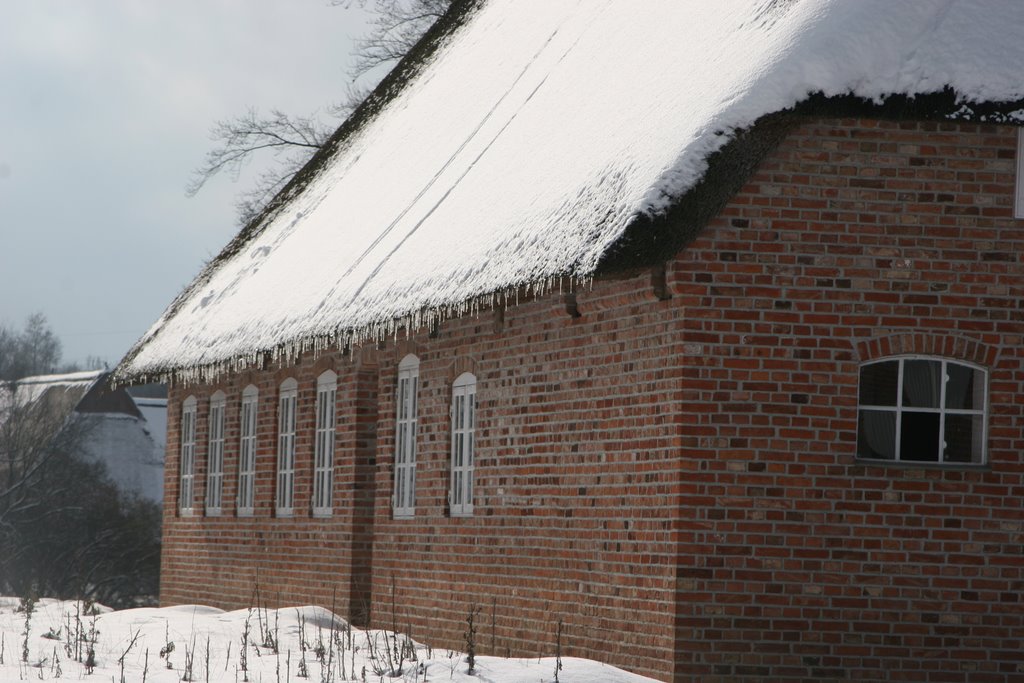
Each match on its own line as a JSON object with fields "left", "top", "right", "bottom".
{"left": 116, "top": 0, "right": 1024, "bottom": 384}
{"left": 15, "top": 369, "right": 104, "bottom": 385}
{"left": 6, "top": 370, "right": 105, "bottom": 406}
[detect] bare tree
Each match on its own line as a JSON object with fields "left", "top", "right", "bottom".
{"left": 0, "top": 380, "right": 84, "bottom": 530}
{"left": 0, "top": 324, "right": 161, "bottom": 606}
{"left": 189, "top": 0, "right": 453, "bottom": 226}
{"left": 0, "top": 314, "right": 63, "bottom": 381}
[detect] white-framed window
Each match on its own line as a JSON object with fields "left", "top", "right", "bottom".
{"left": 1015, "top": 128, "right": 1024, "bottom": 219}
{"left": 312, "top": 370, "right": 337, "bottom": 517}
{"left": 449, "top": 372, "right": 476, "bottom": 517}
{"left": 179, "top": 395, "right": 197, "bottom": 515}
{"left": 237, "top": 384, "right": 258, "bottom": 516}
{"left": 276, "top": 378, "right": 298, "bottom": 516}
{"left": 393, "top": 354, "right": 419, "bottom": 518}
{"left": 857, "top": 357, "right": 987, "bottom": 464}
{"left": 205, "top": 391, "right": 226, "bottom": 515}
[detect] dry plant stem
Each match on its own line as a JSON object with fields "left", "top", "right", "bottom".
{"left": 50, "top": 646, "right": 61, "bottom": 678}
{"left": 20, "top": 592, "right": 37, "bottom": 664}
{"left": 464, "top": 605, "right": 480, "bottom": 675}
{"left": 348, "top": 625, "right": 354, "bottom": 681}
{"left": 554, "top": 620, "right": 563, "bottom": 683}
{"left": 183, "top": 631, "right": 197, "bottom": 682}
{"left": 118, "top": 627, "right": 141, "bottom": 683}
{"left": 240, "top": 608, "right": 251, "bottom": 681}
{"left": 326, "top": 588, "right": 338, "bottom": 683}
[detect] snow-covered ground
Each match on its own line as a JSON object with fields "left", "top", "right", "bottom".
{"left": 0, "top": 597, "right": 657, "bottom": 683}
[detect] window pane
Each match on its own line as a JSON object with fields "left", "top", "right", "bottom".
{"left": 900, "top": 411, "right": 940, "bottom": 461}
{"left": 397, "top": 424, "right": 406, "bottom": 465}
{"left": 944, "top": 413, "right": 983, "bottom": 463}
{"left": 945, "top": 363, "right": 978, "bottom": 410}
{"left": 857, "top": 409, "right": 896, "bottom": 459}
{"left": 859, "top": 361, "right": 898, "bottom": 406}
{"left": 902, "top": 360, "right": 941, "bottom": 409}
{"left": 412, "top": 377, "right": 418, "bottom": 416}
{"left": 399, "top": 378, "right": 407, "bottom": 420}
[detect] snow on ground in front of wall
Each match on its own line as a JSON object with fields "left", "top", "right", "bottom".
{"left": 0, "top": 598, "right": 658, "bottom": 683}
{"left": 123, "top": 0, "right": 1024, "bottom": 377}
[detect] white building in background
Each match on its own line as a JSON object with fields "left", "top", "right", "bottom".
{"left": 6, "top": 370, "right": 166, "bottom": 505}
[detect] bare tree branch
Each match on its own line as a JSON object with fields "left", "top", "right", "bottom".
{"left": 189, "top": 1, "right": 452, "bottom": 227}
{"left": 186, "top": 108, "right": 335, "bottom": 199}
{"left": 339, "top": 0, "right": 452, "bottom": 80}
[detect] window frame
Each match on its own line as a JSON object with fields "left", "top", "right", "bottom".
{"left": 179, "top": 396, "right": 197, "bottom": 515}
{"left": 393, "top": 355, "right": 419, "bottom": 518}
{"left": 856, "top": 355, "right": 988, "bottom": 465}
{"left": 276, "top": 378, "right": 298, "bottom": 517}
{"left": 236, "top": 384, "right": 258, "bottom": 516}
{"left": 205, "top": 391, "right": 226, "bottom": 515}
{"left": 449, "top": 372, "right": 476, "bottom": 517}
{"left": 312, "top": 370, "right": 337, "bottom": 517}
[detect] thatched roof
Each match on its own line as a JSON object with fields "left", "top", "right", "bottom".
{"left": 116, "top": 0, "right": 1024, "bottom": 385}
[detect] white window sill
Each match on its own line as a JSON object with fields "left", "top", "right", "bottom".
{"left": 853, "top": 457, "right": 989, "bottom": 471}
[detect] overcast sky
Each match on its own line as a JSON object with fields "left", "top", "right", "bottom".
{"left": 0, "top": 1, "right": 375, "bottom": 368}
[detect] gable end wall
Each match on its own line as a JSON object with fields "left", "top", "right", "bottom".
{"left": 671, "top": 118, "right": 1024, "bottom": 681}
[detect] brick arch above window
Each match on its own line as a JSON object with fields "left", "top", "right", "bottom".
{"left": 449, "top": 355, "right": 480, "bottom": 381}
{"left": 394, "top": 339, "right": 421, "bottom": 361}
{"left": 233, "top": 368, "right": 261, "bottom": 389}
{"left": 856, "top": 332, "right": 997, "bottom": 368}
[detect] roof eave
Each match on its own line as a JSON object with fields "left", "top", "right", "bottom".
{"left": 597, "top": 88, "right": 1024, "bottom": 275}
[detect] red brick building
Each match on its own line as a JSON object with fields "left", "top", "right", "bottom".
{"left": 116, "top": 3, "right": 1024, "bottom": 681}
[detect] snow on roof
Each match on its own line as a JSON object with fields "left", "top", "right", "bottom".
{"left": 5, "top": 370, "right": 104, "bottom": 406}
{"left": 117, "top": 0, "right": 1024, "bottom": 383}
{"left": 0, "top": 371, "right": 103, "bottom": 435}
{"left": 16, "top": 369, "right": 104, "bottom": 385}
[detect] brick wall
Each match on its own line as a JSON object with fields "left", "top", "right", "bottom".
{"left": 671, "top": 118, "right": 1024, "bottom": 681}
{"left": 161, "top": 117, "right": 1024, "bottom": 682}
{"left": 162, "top": 269, "right": 684, "bottom": 681}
